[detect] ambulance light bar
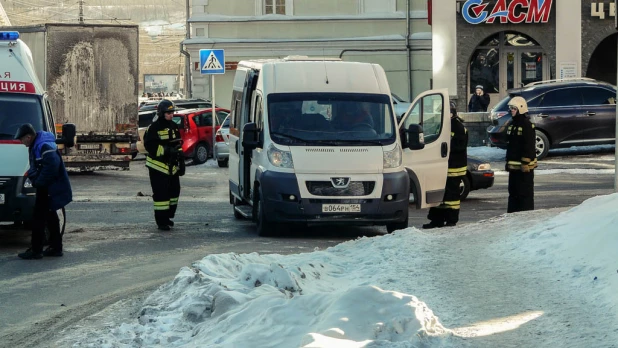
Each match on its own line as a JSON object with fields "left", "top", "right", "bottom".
{"left": 0, "top": 32, "right": 20, "bottom": 41}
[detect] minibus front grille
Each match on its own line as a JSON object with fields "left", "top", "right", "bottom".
{"left": 306, "top": 181, "right": 375, "bottom": 196}
{"left": 305, "top": 148, "right": 335, "bottom": 153}
{"left": 339, "top": 148, "right": 369, "bottom": 153}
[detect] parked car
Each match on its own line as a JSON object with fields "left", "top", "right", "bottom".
{"left": 461, "top": 156, "right": 494, "bottom": 200}
{"left": 487, "top": 78, "right": 617, "bottom": 159}
{"left": 139, "top": 98, "right": 216, "bottom": 112}
{"left": 391, "top": 93, "right": 411, "bottom": 119}
{"left": 214, "top": 115, "right": 231, "bottom": 167}
{"left": 135, "top": 108, "right": 187, "bottom": 155}
{"left": 172, "top": 108, "right": 230, "bottom": 164}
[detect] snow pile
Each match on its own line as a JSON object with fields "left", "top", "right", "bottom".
{"left": 81, "top": 237, "right": 452, "bottom": 348}
{"left": 468, "top": 146, "right": 505, "bottom": 162}
{"left": 499, "top": 193, "right": 618, "bottom": 307}
{"left": 56, "top": 194, "right": 618, "bottom": 347}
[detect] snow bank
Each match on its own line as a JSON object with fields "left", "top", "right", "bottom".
{"left": 498, "top": 193, "right": 618, "bottom": 315}
{"left": 80, "top": 236, "right": 452, "bottom": 347}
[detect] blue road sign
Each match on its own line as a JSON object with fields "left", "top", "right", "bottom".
{"left": 199, "top": 49, "right": 225, "bottom": 75}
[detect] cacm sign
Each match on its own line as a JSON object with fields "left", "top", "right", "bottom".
{"left": 462, "top": 0, "right": 554, "bottom": 24}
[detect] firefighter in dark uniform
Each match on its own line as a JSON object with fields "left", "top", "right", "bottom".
{"left": 144, "top": 99, "right": 185, "bottom": 230}
{"left": 505, "top": 96, "right": 537, "bottom": 213}
{"left": 423, "top": 102, "right": 468, "bottom": 229}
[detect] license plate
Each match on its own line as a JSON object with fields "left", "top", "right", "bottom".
{"left": 0, "top": 193, "right": 4, "bottom": 205}
{"left": 322, "top": 204, "right": 361, "bottom": 213}
{"left": 79, "top": 144, "right": 101, "bottom": 150}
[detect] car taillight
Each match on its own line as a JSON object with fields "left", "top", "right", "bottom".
{"left": 215, "top": 131, "right": 224, "bottom": 142}
{"left": 112, "top": 144, "right": 132, "bottom": 155}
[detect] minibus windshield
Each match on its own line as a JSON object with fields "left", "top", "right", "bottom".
{"left": 0, "top": 94, "right": 44, "bottom": 140}
{"left": 268, "top": 93, "right": 396, "bottom": 146}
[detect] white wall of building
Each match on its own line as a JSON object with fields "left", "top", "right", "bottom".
{"left": 556, "top": 0, "right": 582, "bottom": 78}
{"left": 431, "top": 0, "right": 457, "bottom": 97}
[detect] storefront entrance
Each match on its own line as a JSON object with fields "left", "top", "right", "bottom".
{"left": 469, "top": 32, "right": 549, "bottom": 109}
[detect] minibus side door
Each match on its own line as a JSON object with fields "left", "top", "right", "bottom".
{"left": 399, "top": 89, "right": 451, "bottom": 209}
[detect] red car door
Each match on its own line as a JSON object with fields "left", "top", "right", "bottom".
{"left": 195, "top": 110, "right": 221, "bottom": 150}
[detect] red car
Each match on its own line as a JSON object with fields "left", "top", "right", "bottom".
{"left": 172, "top": 108, "right": 230, "bottom": 164}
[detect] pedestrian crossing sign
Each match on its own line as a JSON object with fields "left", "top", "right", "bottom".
{"left": 199, "top": 49, "right": 225, "bottom": 75}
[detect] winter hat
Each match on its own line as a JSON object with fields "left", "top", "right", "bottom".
{"left": 475, "top": 85, "right": 484, "bottom": 91}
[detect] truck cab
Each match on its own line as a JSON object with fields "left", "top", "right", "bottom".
{"left": 0, "top": 31, "right": 74, "bottom": 224}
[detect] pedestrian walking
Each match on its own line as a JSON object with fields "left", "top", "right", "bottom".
{"left": 15, "top": 124, "right": 72, "bottom": 259}
{"left": 468, "top": 85, "right": 490, "bottom": 112}
{"left": 423, "top": 102, "right": 468, "bottom": 229}
{"left": 144, "top": 99, "right": 185, "bottom": 230}
{"left": 505, "top": 96, "right": 537, "bottom": 213}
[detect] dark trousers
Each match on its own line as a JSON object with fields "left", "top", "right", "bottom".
{"left": 31, "top": 188, "right": 61, "bottom": 253}
{"left": 508, "top": 170, "right": 534, "bottom": 213}
{"left": 148, "top": 168, "right": 181, "bottom": 226}
{"left": 427, "top": 176, "right": 462, "bottom": 225}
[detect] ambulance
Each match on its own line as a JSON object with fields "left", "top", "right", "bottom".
{"left": 0, "top": 31, "right": 75, "bottom": 224}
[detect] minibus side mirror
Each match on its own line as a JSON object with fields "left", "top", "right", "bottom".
{"left": 56, "top": 123, "right": 76, "bottom": 148}
{"left": 242, "top": 122, "right": 259, "bottom": 149}
{"left": 406, "top": 124, "right": 425, "bottom": 150}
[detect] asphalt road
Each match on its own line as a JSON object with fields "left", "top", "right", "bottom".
{"left": 0, "top": 150, "right": 615, "bottom": 347}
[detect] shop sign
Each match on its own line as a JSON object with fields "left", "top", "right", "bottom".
{"left": 590, "top": 2, "right": 616, "bottom": 19}
{"left": 462, "top": 0, "right": 554, "bottom": 24}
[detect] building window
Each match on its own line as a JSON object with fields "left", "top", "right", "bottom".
{"left": 265, "top": 0, "right": 285, "bottom": 14}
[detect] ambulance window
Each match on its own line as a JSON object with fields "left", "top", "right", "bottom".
{"left": 0, "top": 94, "right": 44, "bottom": 139}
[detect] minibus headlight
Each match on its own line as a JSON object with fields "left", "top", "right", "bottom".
{"left": 383, "top": 143, "right": 402, "bottom": 169}
{"left": 267, "top": 144, "right": 294, "bottom": 168}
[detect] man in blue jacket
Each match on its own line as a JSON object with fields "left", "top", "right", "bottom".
{"left": 14, "top": 124, "right": 72, "bottom": 259}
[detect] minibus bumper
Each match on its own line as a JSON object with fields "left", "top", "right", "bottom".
{"left": 260, "top": 170, "right": 409, "bottom": 226}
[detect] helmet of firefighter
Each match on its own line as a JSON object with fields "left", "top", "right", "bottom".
{"left": 507, "top": 96, "right": 528, "bottom": 114}
{"left": 449, "top": 101, "right": 458, "bottom": 117}
{"left": 157, "top": 99, "right": 177, "bottom": 117}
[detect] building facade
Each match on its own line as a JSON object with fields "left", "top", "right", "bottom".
{"left": 433, "top": 0, "right": 618, "bottom": 111}
{"left": 183, "top": 0, "right": 432, "bottom": 108}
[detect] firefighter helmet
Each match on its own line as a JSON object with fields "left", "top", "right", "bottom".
{"left": 157, "top": 99, "right": 177, "bottom": 117}
{"left": 507, "top": 96, "right": 528, "bottom": 114}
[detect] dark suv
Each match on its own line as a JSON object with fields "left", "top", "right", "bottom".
{"left": 487, "top": 78, "right": 616, "bottom": 159}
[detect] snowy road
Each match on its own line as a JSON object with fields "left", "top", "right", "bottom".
{"left": 0, "top": 147, "right": 616, "bottom": 347}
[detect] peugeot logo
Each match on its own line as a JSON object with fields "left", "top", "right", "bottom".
{"left": 331, "top": 177, "right": 350, "bottom": 188}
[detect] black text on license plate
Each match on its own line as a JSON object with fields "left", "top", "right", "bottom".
{"left": 322, "top": 204, "right": 361, "bottom": 213}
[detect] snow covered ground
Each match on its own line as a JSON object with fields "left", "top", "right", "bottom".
{"left": 54, "top": 192, "right": 618, "bottom": 347}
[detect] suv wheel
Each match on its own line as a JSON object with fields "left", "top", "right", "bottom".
{"left": 535, "top": 130, "right": 550, "bottom": 160}
{"left": 193, "top": 143, "right": 209, "bottom": 165}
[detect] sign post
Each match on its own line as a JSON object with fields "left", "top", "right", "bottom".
{"left": 199, "top": 49, "right": 225, "bottom": 161}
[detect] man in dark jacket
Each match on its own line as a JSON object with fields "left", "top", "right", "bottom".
{"left": 505, "top": 96, "right": 537, "bottom": 213}
{"left": 423, "top": 102, "right": 468, "bottom": 229}
{"left": 15, "top": 124, "right": 72, "bottom": 259}
{"left": 468, "top": 85, "right": 490, "bottom": 112}
{"left": 144, "top": 99, "right": 185, "bottom": 231}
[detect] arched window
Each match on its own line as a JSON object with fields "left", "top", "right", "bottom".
{"left": 469, "top": 32, "right": 543, "bottom": 94}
